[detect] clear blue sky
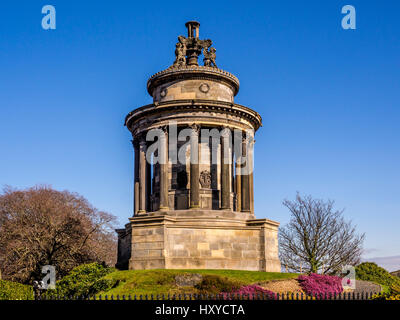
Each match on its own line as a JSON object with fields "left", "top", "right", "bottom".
{"left": 1, "top": 1, "right": 399, "bottom": 264}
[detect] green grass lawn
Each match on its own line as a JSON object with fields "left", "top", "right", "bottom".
{"left": 99, "top": 269, "right": 298, "bottom": 297}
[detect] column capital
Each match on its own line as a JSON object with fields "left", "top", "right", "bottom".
{"left": 131, "top": 139, "right": 140, "bottom": 149}
{"left": 189, "top": 123, "right": 201, "bottom": 135}
{"left": 220, "top": 127, "right": 231, "bottom": 137}
{"left": 160, "top": 125, "right": 169, "bottom": 136}
{"left": 135, "top": 131, "right": 147, "bottom": 144}
{"left": 139, "top": 139, "right": 147, "bottom": 147}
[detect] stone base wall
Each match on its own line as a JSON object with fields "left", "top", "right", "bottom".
{"left": 116, "top": 225, "right": 132, "bottom": 270}
{"left": 117, "top": 213, "right": 280, "bottom": 272}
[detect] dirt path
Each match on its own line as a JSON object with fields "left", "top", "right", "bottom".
{"left": 258, "top": 279, "right": 304, "bottom": 293}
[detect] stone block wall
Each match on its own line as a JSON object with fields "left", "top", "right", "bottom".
{"left": 124, "top": 215, "right": 281, "bottom": 272}
{"left": 130, "top": 223, "right": 166, "bottom": 269}
{"left": 164, "top": 227, "right": 263, "bottom": 270}
{"left": 154, "top": 80, "right": 234, "bottom": 103}
{"left": 116, "top": 226, "right": 132, "bottom": 270}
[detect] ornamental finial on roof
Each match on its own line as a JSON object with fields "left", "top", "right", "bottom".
{"left": 172, "top": 21, "right": 217, "bottom": 68}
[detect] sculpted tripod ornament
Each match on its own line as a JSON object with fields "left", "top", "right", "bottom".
{"left": 172, "top": 29, "right": 216, "bottom": 68}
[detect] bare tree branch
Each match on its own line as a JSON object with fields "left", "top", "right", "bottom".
{"left": 279, "top": 193, "right": 364, "bottom": 274}
{"left": 0, "top": 185, "right": 117, "bottom": 283}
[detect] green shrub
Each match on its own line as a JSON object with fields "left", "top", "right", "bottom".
{"left": 356, "top": 262, "right": 400, "bottom": 289}
{"left": 45, "top": 263, "right": 117, "bottom": 298}
{"left": 194, "top": 275, "right": 241, "bottom": 295}
{"left": 0, "top": 280, "right": 34, "bottom": 300}
{"left": 372, "top": 284, "right": 400, "bottom": 301}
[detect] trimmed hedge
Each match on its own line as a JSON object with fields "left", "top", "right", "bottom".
{"left": 0, "top": 280, "right": 34, "bottom": 300}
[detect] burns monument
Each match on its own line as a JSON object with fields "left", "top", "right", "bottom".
{"left": 116, "top": 21, "right": 281, "bottom": 272}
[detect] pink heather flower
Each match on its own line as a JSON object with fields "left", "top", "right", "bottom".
{"left": 298, "top": 273, "right": 344, "bottom": 296}
{"left": 221, "top": 285, "right": 276, "bottom": 300}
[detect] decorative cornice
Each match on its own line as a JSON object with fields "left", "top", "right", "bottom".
{"left": 125, "top": 99, "right": 262, "bottom": 131}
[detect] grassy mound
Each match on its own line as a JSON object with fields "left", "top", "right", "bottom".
{"left": 98, "top": 269, "right": 298, "bottom": 296}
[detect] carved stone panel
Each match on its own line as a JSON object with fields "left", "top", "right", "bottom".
{"left": 199, "top": 170, "right": 211, "bottom": 188}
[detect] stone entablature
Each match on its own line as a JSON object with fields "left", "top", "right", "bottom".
{"left": 125, "top": 99, "right": 263, "bottom": 135}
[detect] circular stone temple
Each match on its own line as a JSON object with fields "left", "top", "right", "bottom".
{"left": 116, "top": 21, "right": 280, "bottom": 272}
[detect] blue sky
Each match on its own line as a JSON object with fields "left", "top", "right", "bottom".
{"left": 0, "top": 1, "right": 399, "bottom": 268}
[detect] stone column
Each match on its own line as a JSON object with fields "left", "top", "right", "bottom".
{"left": 249, "top": 137, "right": 255, "bottom": 215}
{"left": 146, "top": 161, "right": 152, "bottom": 211}
{"left": 138, "top": 138, "right": 147, "bottom": 214}
{"left": 220, "top": 128, "right": 231, "bottom": 210}
{"left": 241, "top": 135, "right": 251, "bottom": 212}
{"left": 235, "top": 140, "right": 242, "bottom": 212}
{"left": 159, "top": 128, "right": 169, "bottom": 210}
{"left": 132, "top": 139, "right": 140, "bottom": 215}
{"left": 190, "top": 124, "right": 200, "bottom": 209}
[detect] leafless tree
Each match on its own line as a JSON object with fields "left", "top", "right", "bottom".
{"left": 0, "top": 185, "right": 117, "bottom": 283}
{"left": 279, "top": 193, "right": 364, "bottom": 274}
